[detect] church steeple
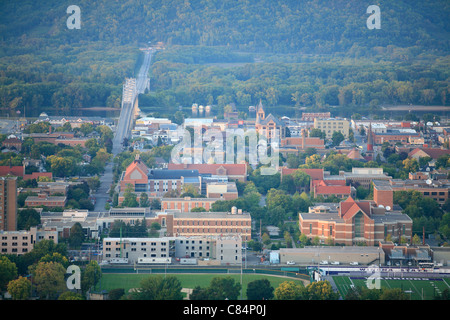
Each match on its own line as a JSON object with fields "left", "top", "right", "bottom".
{"left": 256, "top": 99, "right": 265, "bottom": 121}
{"left": 367, "top": 123, "right": 373, "bottom": 152}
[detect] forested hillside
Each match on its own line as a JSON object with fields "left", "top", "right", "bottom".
{"left": 0, "top": 0, "right": 448, "bottom": 116}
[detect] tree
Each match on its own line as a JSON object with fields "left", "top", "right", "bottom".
{"left": 246, "top": 279, "right": 274, "bottom": 300}
{"left": 190, "top": 286, "right": 210, "bottom": 300}
{"left": 122, "top": 184, "right": 139, "bottom": 207}
{"left": 274, "top": 281, "right": 305, "bottom": 300}
{"left": 28, "top": 239, "right": 68, "bottom": 265}
{"left": 17, "top": 208, "right": 41, "bottom": 230}
{"left": 108, "top": 288, "right": 125, "bottom": 300}
{"left": 132, "top": 275, "right": 183, "bottom": 300}
{"left": 0, "top": 256, "right": 18, "bottom": 291}
{"left": 58, "top": 291, "right": 84, "bottom": 300}
{"left": 331, "top": 131, "right": 345, "bottom": 147}
{"left": 309, "top": 128, "right": 326, "bottom": 140}
{"left": 39, "top": 252, "right": 69, "bottom": 269}
{"left": 81, "top": 261, "right": 102, "bottom": 294}
{"left": 80, "top": 123, "right": 94, "bottom": 136}
{"left": 379, "top": 288, "right": 408, "bottom": 300}
{"left": 305, "top": 281, "right": 339, "bottom": 300}
{"left": 206, "top": 276, "right": 241, "bottom": 300}
{"left": 402, "top": 158, "right": 419, "bottom": 173}
{"left": 139, "top": 192, "right": 150, "bottom": 207}
{"left": 7, "top": 276, "right": 32, "bottom": 300}
{"left": 292, "top": 170, "right": 311, "bottom": 190}
{"left": 69, "top": 222, "right": 84, "bottom": 249}
{"left": 33, "top": 261, "right": 67, "bottom": 300}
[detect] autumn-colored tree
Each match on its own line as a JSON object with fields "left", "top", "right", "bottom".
{"left": 274, "top": 281, "right": 305, "bottom": 300}
{"left": 305, "top": 280, "right": 339, "bottom": 300}
{"left": 7, "top": 276, "right": 32, "bottom": 300}
{"left": 33, "top": 261, "right": 67, "bottom": 300}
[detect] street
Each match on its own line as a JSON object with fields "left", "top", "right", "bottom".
{"left": 93, "top": 50, "right": 152, "bottom": 211}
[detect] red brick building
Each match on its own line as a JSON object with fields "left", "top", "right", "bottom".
{"left": 120, "top": 154, "right": 149, "bottom": 192}
{"left": 25, "top": 194, "right": 67, "bottom": 208}
{"left": 299, "top": 192, "right": 412, "bottom": 246}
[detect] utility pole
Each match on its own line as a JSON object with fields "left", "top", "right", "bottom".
{"left": 120, "top": 226, "right": 123, "bottom": 258}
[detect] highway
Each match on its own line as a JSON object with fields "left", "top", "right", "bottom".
{"left": 93, "top": 50, "right": 152, "bottom": 211}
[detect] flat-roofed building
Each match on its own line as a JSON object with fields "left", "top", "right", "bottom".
{"left": 174, "top": 234, "right": 242, "bottom": 265}
{"left": 206, "top": 182, "right": 238, "bottom": 200}
{"left": 313, "top": 118, "right": 350, "bottom": 139}
{"left": 102, "top": 237, "right": 170, "bottom": 263}
{"left": 373, "top": 178, "right": 450, "bottom": 206}
{"left": 158, "top": 208, "right": 251, "bottom": 241}
{"left": 277, "top": 246, "right": 385, "bottom": 265}
{"left": 24, "top": 194, "right": 67, "bottom": 208}
{"left": 339, "top": 167, "right": 392, "bottom": 188}
{"left": 0, "top": 227, "right": 58, "bottom": 255}
{"left": 161, "top": 197, "right": 219, "bottom": 212}
{"left": 40, "top": 210, "right": 101, "bottom": 239}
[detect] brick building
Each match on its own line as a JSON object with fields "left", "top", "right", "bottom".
{"left": 299, "top": 191, "right": 412, "bottom": 246}
{"left": 25, "top": 194, "right": 67, "bottom": 208}
{"left": 0, "top": 177, "right": 17, "bottom": 231}
{"left": 156, "top": 208, "right": 252, "bottom": 241}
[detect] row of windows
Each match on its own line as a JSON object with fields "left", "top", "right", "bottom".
{"left": 423, "top": 192, "right": 446, "bottom": 196}
{"left": 308, "top": 224, "right": 409, "bottom": 236}
{"left": 175, "top": 220, "right": 249, "bottom": 226}
{"left": 175, "top": 228, "right": 250, "bottom": 233}
{"left": 105, "top": 241, "right": 167, "bottom": 246}
{"left": 179, "top": 240, "right": 210, "bottom": 244}
{"left": 1, "top": 248, "right": 28, "bottom": 253}
{"left": 2, "top": 236, "right": 28, "bottom": 240}
{"left": 2, "top": 242, "right": 29, "bottom": 246}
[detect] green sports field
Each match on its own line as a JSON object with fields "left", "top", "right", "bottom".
{"left": 333, "top": 275, "right": 450, "bottom": 300}
{"left": 95, "top": 273, "right": 307, "bottom": 299}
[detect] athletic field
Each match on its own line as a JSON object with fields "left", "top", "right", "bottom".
{"left": 94, "top": 273, "right": 308, "bottom": 299}
{"left": 333, "top": 275, "right": 450, "bottom": 300}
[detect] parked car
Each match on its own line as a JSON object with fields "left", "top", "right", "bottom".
{"left": 320, "top": 260, "right": 329, "bottom": 265}
{"left": 331, "top": 261, "right": 340, "bottom": 265}
{"left": 286, "top": 261, "right": 295, "bottom": 265}
{"left": 350, "top": 262, "right": 359, "bottom": 266}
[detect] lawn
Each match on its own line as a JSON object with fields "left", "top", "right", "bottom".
{"left": 95, "top": 273, "right": 307, "bottom": 299}
{"left": 333, "top": 276, "right": 450, "bottom": 300}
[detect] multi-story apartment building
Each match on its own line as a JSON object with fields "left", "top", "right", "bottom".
{"left": 174, "top": 235, "right": 242, "bottom": 265}
{"left": 0, "top": 227, "right": 58, "bottom": 255}
{"left": 313, "top": 118, "right": 350, "bottom": 139}
{"left": 102, "top": 237, "right": 170, "bottom": 263}
{"left": 102, "top": 234, "right": 242, "bottom": 265}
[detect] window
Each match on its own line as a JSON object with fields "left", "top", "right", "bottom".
{"left": 353, "top": 211, "right": 364, "bottom": 238}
